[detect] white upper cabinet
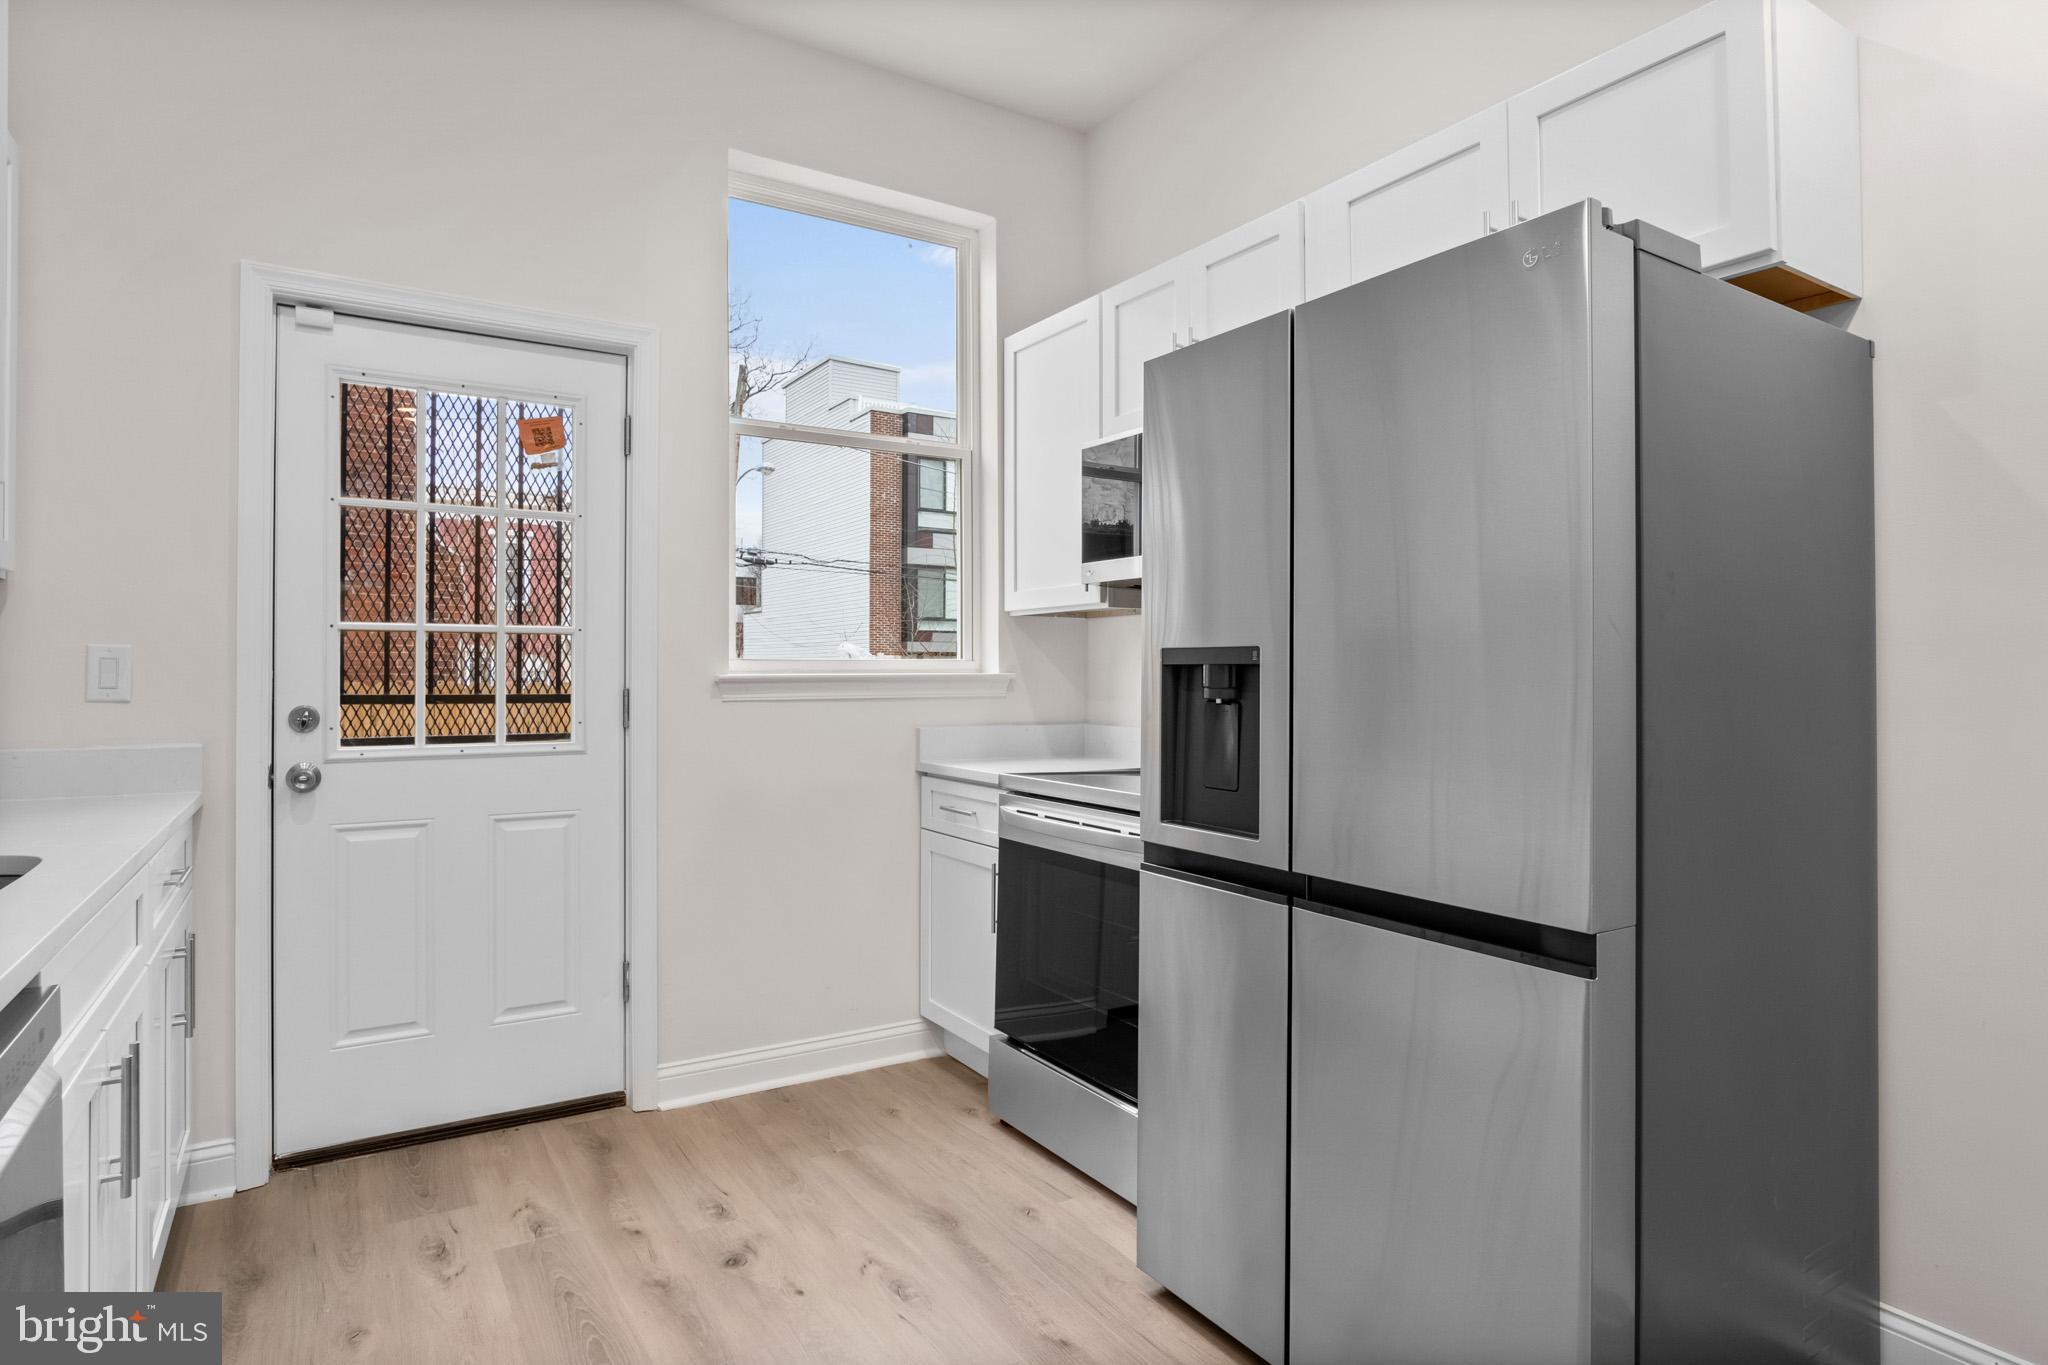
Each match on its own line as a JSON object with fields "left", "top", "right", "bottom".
{"left": 1183, "top": 202, "right": 1305, "bottom": 346}
{"left": 1100, "top": 257, "right": 1179, "bottom": 437}
{"left": 1101, "top": 203, "right": 1305, "bottom": 437}
{"left": 1005, "top": 295, "right": 1106, "bottom": 614}
{"left": 1305, "top": 106, "right": 1510, "bottom": 300}
{"left": 1001, "top": 0, "right": 1862, "bottom": 615}
{"left": 1508, "top": 0, "right": 1860, "bottom": 306}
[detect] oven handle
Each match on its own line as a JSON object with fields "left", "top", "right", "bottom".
{"left": 999, "top": 803, "right": 1144, "bottom": 860}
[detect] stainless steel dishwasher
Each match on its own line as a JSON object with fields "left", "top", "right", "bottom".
{"left": 0, "top": 979, "right": 64, "bottom": 1291}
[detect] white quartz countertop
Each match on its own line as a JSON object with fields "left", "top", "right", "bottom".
{"left": 916, "top": 723, "right": 1140, "bottom": 788}
{"left": 917, "top": 754, "right": 1139, "bottom": 786}
{"left": 0, "top": 790, "right": 201, "bottom": 1006}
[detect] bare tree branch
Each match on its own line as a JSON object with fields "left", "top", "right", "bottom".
{"left": 730, "top": 291, "right": 813, "bottom": 417}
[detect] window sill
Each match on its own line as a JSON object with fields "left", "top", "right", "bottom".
{"left": 713, "top": 671, "right": 1015, "bottom": 702}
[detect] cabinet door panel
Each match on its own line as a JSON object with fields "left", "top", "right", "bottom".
{"left": 1099, "top": 259, "right": 1180, "bottom": 436}
{"left": 87, "top": 976, "right": 144, "bottom": 1291}
{"left": 140, "top": 947, "right": 167, "bottom": 1272}
{"left": 1184, "top": 203, "right": 1304, "bottom": 345}
{"left": 166, "top": 927, "right": 192, "bottom": 1191}
{"left": 1305, "top": 106, "right": 1509, "bottom": 298}
{"left": 1508, "top": 0, "right": 1770, "bottom": 271}
{"left": 919, "top": 829, "right": 998, "bottom": 1054}
{"left": 1004, "top": 297, "right": 1102, "bottom": 613}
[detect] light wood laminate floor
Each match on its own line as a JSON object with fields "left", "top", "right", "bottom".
{"left": 160, "top": 1057, "right": 1256, "bottom": 1365}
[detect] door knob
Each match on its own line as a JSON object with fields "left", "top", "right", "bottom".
{"left": 284, "top": 762, "right": 322, "bottom": 794}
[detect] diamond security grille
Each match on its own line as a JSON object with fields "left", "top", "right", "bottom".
{"left": 334, "top": 383, "right": 579, "bottom": 749}
{"left": 337, "top": 629, "right": 417, "bottom": 746}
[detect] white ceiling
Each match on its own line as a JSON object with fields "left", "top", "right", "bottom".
{"left": 680, "top": 0, "right": 1261, "bottom": 131}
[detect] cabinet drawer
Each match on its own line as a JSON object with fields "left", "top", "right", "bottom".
{"left": 145, "top": 819, "right": 194, "bottom": 934}
{"left": 920, "top": 778, "right": 998, "bottom": 846}
{"left": 44, "top": 869, "right": 145, "bottom": 1042}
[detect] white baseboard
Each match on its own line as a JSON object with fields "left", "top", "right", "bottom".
{"left": 177, "top": 1139, "right": 238, "bottom": 1207}
{"left": 1883, "top": 1305, "right": 2036, "bottom": 1365}
{"left": 657, "top": 1019, "right": 943, "bottom": 1110}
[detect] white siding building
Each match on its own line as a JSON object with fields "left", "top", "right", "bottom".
{"left": 742, "top": 358, "right": 957, "bottom": 660}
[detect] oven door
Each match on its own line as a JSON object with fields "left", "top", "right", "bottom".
{"left": 996, "top": 801, "right": 1143, "bottom": 1106}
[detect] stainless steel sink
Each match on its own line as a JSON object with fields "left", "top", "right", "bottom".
{"left": 0, "top": 856, "right": 40, "bottom": 891}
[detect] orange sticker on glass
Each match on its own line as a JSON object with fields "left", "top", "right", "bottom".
{"left": 517, "top": 415, "right": 567, "bottom": 463}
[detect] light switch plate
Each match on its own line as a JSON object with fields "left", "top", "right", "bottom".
{"left": 85, "top": 644, "right": 133, "bottom": 702}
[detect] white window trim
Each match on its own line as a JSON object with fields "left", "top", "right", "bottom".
{"left": 719, "top": 151, "right": 1009, "bottom": 701}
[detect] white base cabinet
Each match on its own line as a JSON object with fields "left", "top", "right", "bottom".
{"left": 55, "top": 821, "right": 197, "bottom": 1291}
{"left": 143, "top": 895, "right": 194, "bottom": 1276}
{"left": 85, "top": 970, "right": 143, "bottom": 1294}
{"left": 918, "top": 779, "right": 999, "bottom": 1070}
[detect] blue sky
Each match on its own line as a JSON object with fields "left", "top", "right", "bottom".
{"left": 730, "top": 196, "right": 957, "bottom": 544}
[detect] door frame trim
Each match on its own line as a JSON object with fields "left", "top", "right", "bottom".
{"left": 233, "top": 262, "right": 661, "bottom": 1192}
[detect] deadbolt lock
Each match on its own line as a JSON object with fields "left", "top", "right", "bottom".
{"left": 287, "top": 705, "right": 320, "bottom": 734}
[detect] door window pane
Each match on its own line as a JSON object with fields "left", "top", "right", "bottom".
{"left": 507, "top": 633, "right": 572, "bottom": 743}
{"left": 507, "top": 401, "right": 574, "bottom": 512}
{"left": 339, "top": 507, "right": 416, "bottom": 623}
{"left": 424, "top": 632, "right": 497, "bottom": 745}
{"left": 507, "top": 519, "right": 571, "bottom": 627}
{"left": 338, "top": 629, "right": 416, "bottom": 748}
{"left": 425, "top": 513, "right": 498, "bottom": 625}
{"left": 341, "top": 384, "right": 420, "bottom": 501}
{"left": 418, "top": 391, "right": 498, "bottom": 508}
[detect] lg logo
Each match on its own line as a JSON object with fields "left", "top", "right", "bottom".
{"left": 1521, "top": 240, "right": 1564, "bottom": 268}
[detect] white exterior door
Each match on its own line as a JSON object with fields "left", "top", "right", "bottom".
{"left": 1305, "top": 106, "right": 1511, "bottom": 299}
{"left": 1506, "top": 0, "right": 1771, "bottom": 272}
{"left": 1183, "top": 202, "right": 1304, "bottom": 344}
{"left": 271, "top": 309, "right": 627, "bottom": 1158}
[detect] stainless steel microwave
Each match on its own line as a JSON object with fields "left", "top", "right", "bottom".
{"left": 1080, "top": 432, "right": 1141, "bottom": 584}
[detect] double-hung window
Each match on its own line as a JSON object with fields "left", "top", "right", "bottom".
{"left": 726, "top": 159, "right": 989, "bottom": 687}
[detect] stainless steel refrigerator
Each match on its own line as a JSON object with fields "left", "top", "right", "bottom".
{"left": 1138, "top": 200, "right": 1876, "bottom": 1365}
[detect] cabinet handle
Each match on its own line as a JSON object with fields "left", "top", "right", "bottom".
{"left": 937, "top": 804, "right": 980, "bottom": 819}
{"left": 990, "top": 864, "right": 999, "bottom": 936}
{"left": 185, "top": 931, "right": 197, "bottom": 1037}
{"left": 124, "top": 1042, "right": 140, "bottom": 1198}
{"left": 100, "top": 1044, "right": 142, "bottom": 1199}
{"left": 1512, "top": 198, "right": 1527, "bottom": 223}
{"left": 162, "top": 866, "right": 192, "bottom": 888}
{"left": 1482, "top": 208, "right": 1494, "bottom": 235}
